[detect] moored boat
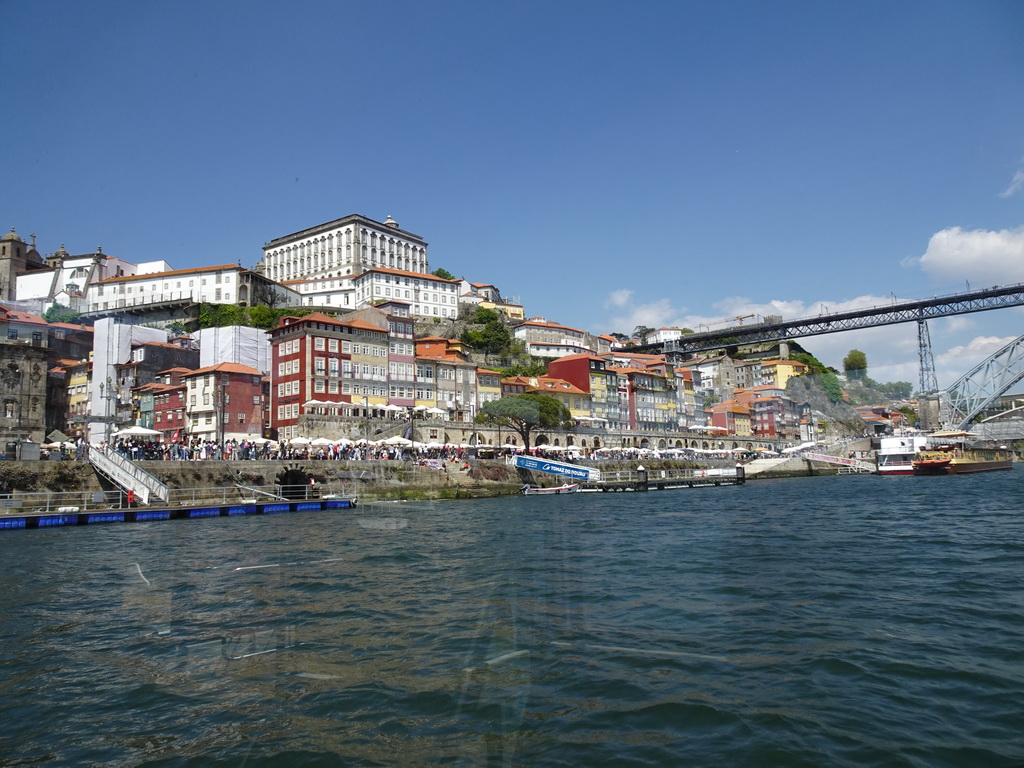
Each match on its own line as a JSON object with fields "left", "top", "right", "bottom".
{"left": 911, "top": 431, "right": 1014, "bottom": 475}
{"left": 521, "top": 483, "right": 580, "bottom": 495}
{"left": 875, "top": 435, "right": 929, "bottom": 476}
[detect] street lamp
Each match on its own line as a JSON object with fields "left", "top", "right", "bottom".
{"left": 98, "top": 376, "right": 115, "bottom": 446}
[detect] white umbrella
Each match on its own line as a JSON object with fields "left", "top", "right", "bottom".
{"left": 383, "top": 435, "right": 412, "bottom": 446}
{"left": 290, "top": 436, "right": 311, "bottom": 445}
{"left": 426, "top": 407, "right": 446, "bottom": 415}
{"left": 113, "top": 425, "right": 162, "bottom": 437}
{"left": 311, "top": 437, "right": 333, "bottom": 446}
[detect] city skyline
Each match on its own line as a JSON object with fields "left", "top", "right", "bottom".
{"left": 3, "top": 1, "right": 1023, "bottom": 388}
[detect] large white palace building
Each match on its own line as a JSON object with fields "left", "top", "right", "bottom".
{"left": 257, "top": 213, "right": 429, "bottom": 283}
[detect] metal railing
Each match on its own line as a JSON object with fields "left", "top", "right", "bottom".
{"left": 90, "top": 447, "right": 169, "bottom": 503}
{"left": 0, "top": 483, "right": 357, "bottom": 515}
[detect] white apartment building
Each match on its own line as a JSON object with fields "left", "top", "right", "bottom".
{"left": 259, "top": 214, "right": 428, "bottom": 283}
{"left": 282, "top": 275, "right": 357, "bottom": 309}
{"left": 513, "top": 318, "right": 589, "bottom": 356}
{"left": 16, "top": 246, "right": 138, "bottom": 314}
{"left": 355, "top": 268, "right": 461, "bottom": 319}
{"left": 84, "top": 264, "right": 300, "bottom": 313}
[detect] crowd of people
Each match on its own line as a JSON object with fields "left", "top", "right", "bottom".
{"left": 87, "top": 437, "right": 478, "bottom": 464}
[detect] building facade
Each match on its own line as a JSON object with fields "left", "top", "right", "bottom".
{"left": 259, "top": 214, "right": 428, "bottom": 283}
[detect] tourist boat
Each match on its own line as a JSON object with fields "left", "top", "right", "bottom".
{"left": 911, "top": 431, "right": 1015, "bottom": 475}
{"left": 875, "top": 435, "right": 929, "bottom": 476}
{"left": 521, "top": 483, "right": 580, "bottom": 495}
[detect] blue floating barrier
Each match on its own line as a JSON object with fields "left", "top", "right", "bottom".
{"left": 87, "top": 513, "right": 124, "bottom": 524}
{"left": 39, "top": 515, "right": 78, "bottom": 527}
{"left": 135, "top": 511, "right": 171, "bottom": 522}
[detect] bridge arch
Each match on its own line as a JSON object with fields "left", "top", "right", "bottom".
{"left": 944, "top": 332, "right": 1024, "bottom": 429}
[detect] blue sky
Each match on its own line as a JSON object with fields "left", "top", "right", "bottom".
{"left": 4, "top": 0, "right": 1024, "bottom": 389}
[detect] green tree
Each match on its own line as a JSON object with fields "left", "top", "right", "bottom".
{"left": 248, "top": 304, "right": 277, "bottom": 329}
{"left": 792, "top": 352, "right": 844, "bottom": 403}
{"left": 473, "top": 306, "right": 501, "bottom": 324}
{"left": 609, "top": 332, "right": 630, "bottom": 344}
{"left": 875, "top": 380, "right": 913, "bottom": 400}
{"left": 43, "top": 303, "right": 79, "bottom": 324}
{"left": 475, "top": 394, "right": 572, "bottom": 448}
{"left": 633, "top": 325, "right": 655, "bottom": 342}
{"left": 432, "top": 267, "right": 456, "bottom": 280}
{"left": 843, "top": 349, "right": 868, "bottom": 380}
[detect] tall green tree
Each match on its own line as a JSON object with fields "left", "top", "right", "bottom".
{"left": 843, "top": 349, "right": 868, "bottom": 380}
{"left": 432, "top": 267, "right": 456, "bottom": 280}
{"left": 475, "top": 394, "right": 572, "bottom": 448}
{"left": 633, "top": 325, "right": 655, "bottom": 342}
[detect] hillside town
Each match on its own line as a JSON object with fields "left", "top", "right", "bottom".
{"left": 0, "top": 214, "right": 908, "bottom": 459}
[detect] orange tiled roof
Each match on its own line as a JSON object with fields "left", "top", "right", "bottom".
{"left": 182, "top": 362, "right": 262, "bottom": 377}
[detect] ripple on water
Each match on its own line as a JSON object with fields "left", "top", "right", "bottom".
{"left": 2, "top": 471, "right": 1023, "bottom": 766}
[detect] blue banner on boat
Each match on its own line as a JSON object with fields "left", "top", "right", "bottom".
{"left": 511, "top": 455, "right": 600, "bottom": 481}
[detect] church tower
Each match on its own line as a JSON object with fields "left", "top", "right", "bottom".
{"left": 0, "top": 228, "right": 46, "bottom": 301}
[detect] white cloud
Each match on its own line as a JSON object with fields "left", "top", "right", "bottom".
{"left": 942, "top": 316, "right": 975, "bottom": 334}
{"left": 935, "top": 335, "right": 1014, "bottom": 365}
{"left": 605, "top": 296, "right": 681, "bottom": 333}
{"left": 605, "top": 289, "right": 633, "bottom": 308}
{"left": 999, "top": 163, "right": 1024, "bottom": 198}
{"left": 908, "top": 226, "right": 1024, "bottom": 284}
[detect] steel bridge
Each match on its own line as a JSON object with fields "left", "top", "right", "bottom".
{"left": 627, "top": 281, "right": 1024, "bottom": 430}
{"left": 627, "top": 281, "right": 1024, "bottom": 357}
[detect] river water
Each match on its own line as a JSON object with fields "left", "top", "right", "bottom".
{"left": 1, "top": 470, "right": 1022, "bottom": 767}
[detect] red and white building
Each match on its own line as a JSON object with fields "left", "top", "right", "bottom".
{"left": 181, "top": 362, "right": 267, "bottom": 442}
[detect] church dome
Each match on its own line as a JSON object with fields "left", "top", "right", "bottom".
{"left": 383, "top": 215, "right": 399, "bottom": 229}
{"left": 2, "top": 228, "right": 24, "bottom": 242}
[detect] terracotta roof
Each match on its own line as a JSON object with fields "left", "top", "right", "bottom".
{"left": 182, "top": 362, "right": 263, "bottom": 377}
{"left": 551, "top": 353, "right": 605, "bottom": 362}
{"left": 93, "top": 264, "right": 249, "bottom": 284}
{"left": 517, "top": 319, "right": 585, "bottom": 334}
{"left": 361, "top": 267, "right": 460, "bottom": 283}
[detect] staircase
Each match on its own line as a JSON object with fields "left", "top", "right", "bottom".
{"left": 90, "top": 448, "right": 170, "bottom": 504}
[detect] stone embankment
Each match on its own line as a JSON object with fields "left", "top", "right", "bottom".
{"left": 0, "top": 444, "right": 878, "bottom": 506}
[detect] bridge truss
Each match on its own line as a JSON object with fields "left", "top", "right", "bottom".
{"left": 651, "top": 281, "right": 1024, "bottom": 357}
{"left": 944, "top": 333, "right": 1024, "bottom": 430}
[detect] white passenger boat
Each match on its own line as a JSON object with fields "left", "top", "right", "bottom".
{"left": 520, "top": 483, "right": 580, "bottom": 495}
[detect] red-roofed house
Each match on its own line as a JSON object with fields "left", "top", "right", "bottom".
{"left": 182, "top": 363, "right": 267, "bottom": 442}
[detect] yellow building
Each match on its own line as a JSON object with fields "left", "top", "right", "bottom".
{"left": 65, "top": 356, "right": 93, "bottom": 439}
{"left": 761, "top": 359, "right": 809, "bottom": 389}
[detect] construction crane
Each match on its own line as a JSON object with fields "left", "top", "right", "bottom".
{"left": 733, "top": 314, "right": 756, "bottom": 325}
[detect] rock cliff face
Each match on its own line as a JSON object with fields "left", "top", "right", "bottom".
{"left": 785, "top": 375, "right": 867, "bottom": 435}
